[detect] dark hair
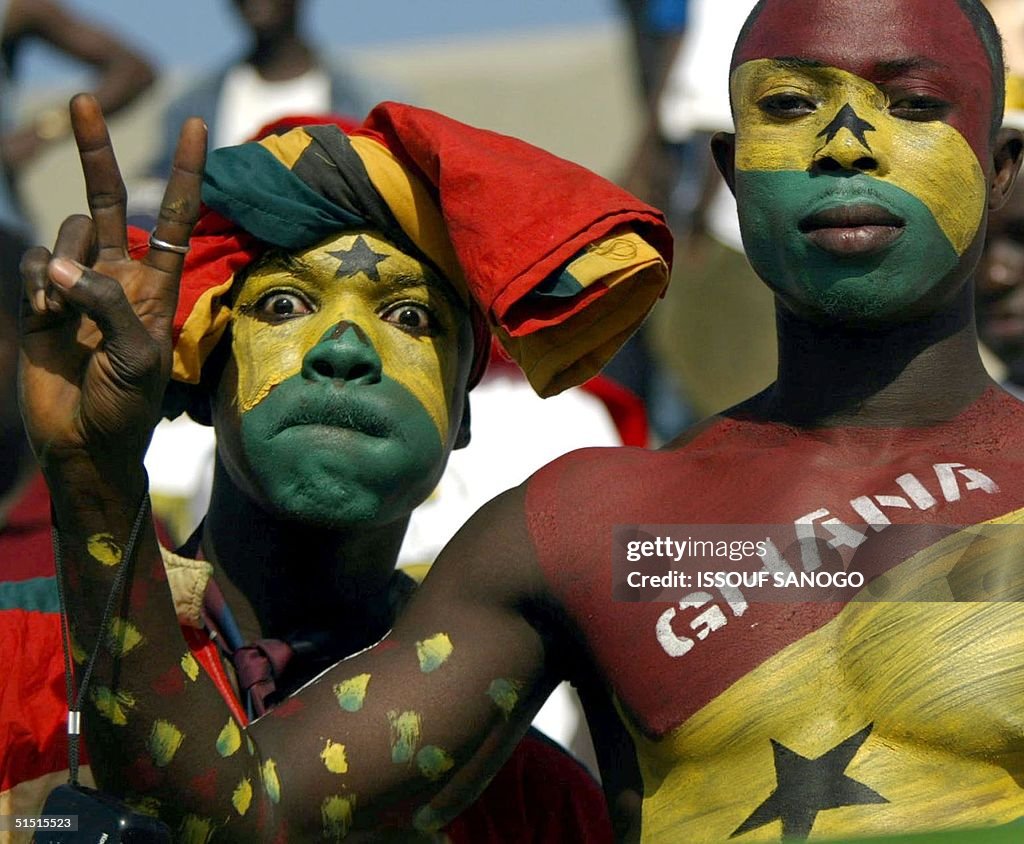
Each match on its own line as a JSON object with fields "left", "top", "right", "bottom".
{"left": 732, "top": 0, "right": 1006, "bottom": 138}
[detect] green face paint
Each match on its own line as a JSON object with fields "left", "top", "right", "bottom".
{"left": 737, "top": 171, "right": 961, "bottom": 319}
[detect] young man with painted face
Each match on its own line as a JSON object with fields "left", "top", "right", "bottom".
{"left": 19, "top": 0, "right": 1024, "bottom": 841}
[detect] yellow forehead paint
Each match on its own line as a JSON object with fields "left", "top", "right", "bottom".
{"left": 231, "top": 232, "right": 461, "bottom": 442}
{"left": 731, "top": 59, "right": 986, "bottom": 256}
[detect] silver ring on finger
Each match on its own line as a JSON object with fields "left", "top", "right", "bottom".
{"left": 148, "top": 231, "right": 191, "bottom": 255}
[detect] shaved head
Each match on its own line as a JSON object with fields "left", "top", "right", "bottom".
{"left": 733, "top": 0, "right": 1006, "bottom": 137}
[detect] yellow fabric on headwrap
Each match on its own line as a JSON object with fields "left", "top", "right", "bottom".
{"left": 347, "top": 135, "right": 468, "bottom": 306}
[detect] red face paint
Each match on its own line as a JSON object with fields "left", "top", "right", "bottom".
{"left": 734, "top": 0, "right": 994, "bottom": 162}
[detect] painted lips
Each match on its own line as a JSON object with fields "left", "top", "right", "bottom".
{"left": 799, "top": 204, "right": 906, "bottom": 256}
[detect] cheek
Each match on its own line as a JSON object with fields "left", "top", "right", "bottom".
{"left": 370, "top": 323, "right": 454, "bottom": 443}
{"left": 883, "top": 123, "right": 987, "bottom": 258}
{"left": 232, "top": 316, "right": 323, "bottom": 413}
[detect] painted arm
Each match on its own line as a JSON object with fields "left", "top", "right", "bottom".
{"left": 18, "top": 98, "right": 561, "bottom": 840}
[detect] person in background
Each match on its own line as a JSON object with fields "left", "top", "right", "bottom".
{"left": 0, "top": 0, "right": 154, "bottom": 241}
{"left": 147, "top": 0, "right": 382, "bottom": 181}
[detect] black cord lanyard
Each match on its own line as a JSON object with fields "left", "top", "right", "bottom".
{"left": 50, "top": 492, "right": 151, "bottom": 784}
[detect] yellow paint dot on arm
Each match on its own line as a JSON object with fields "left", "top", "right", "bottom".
{"left": 333, "top": 673, "right": 371, "bottom": 712}
{"left": 90, "top": 686, "right": 135, "bottom": 725}
{"left": 321, "top": 794, "right": 357, "bottom": 841}
{"left": 86, "top": 533, "right": 122, "bottom": 566}
{"left": 415, "top": 633, "right": 454, "bottom": 673}
{"left": 487, "top": 678, "right": 523, "bottom": 719}
{"left": 387, "top": 710, "right": 423, "bottom": 764}
{"left": 415, "top": 746, "right": 454, "bottom": 781}
{"left": 216, "top": 718, "right": 242, "bottom": 757}
{"left": 320, "top": 739, "right": 349, "bottom": 774}
{"left": 181, "top": 650, "right": 200, "bottom": 681}
{"left": 106, "top": 617, "right": 144, "bottom": 657}
{"left": 261, "top": 758, "right": 281, "bottom": 803}
{"left": 148, "top": 720, "right": 185, "bottom": 767}
{"left": 231, "top": 778, "right": 253, "bottom": 816}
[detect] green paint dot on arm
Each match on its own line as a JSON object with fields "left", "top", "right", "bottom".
{"left": 415, "top": 632, "right": 454, "bottom": 673}
{"left": 487, "top": 678, "right": 523, "bottom": 719}
{"left": 106, "top": 617, "right": 144, "bottom": 657}
{"left": 387, "top": 710, "right": 423, "bottom": 764}
{"left": 216, "top": 718, "right": 242, "bottom": 757}
{"left": 261, "top": 758, "right": 281, "bottom": 803}
{"left": 412, "top": 804, "right": 444, "bottom": 834}
{"left": 148, "top": 720, "right": 185, "bottom": 767}
{"left": 415, "top": 746, "right": 454, "bottom": 781}
{"left": 321, "top": 794, "right": 357, "bottom": 841}
{"left": 178, "top": 814, "right": 215, "bottom": 844}
{"left": 91, "top": 686, "right": 135, "bottom": 726}
{"left": 333, "top": 673, "right": 371, "bottom": 712}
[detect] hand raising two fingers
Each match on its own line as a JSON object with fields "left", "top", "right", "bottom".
{"left": 19, "top": 93, "right": 207, "bottom": 475}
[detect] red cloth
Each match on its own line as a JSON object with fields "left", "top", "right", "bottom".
{"left": 0, "top": 475, "right": 79, "bottom": 793}
{"left": 354, "top": 103, "right": 673, "bottom": 338}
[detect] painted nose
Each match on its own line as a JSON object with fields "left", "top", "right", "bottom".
{"left": 302, "top": 320, "right": 383, "bottom": 385}
{"left": 811, "top": 103, "right": 883, "bottom": 175}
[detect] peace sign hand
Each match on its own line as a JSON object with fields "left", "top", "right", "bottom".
{"left": 19, "top": 94, "right": 206, "bottom": 490}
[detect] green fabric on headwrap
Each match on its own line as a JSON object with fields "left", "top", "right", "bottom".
{"left": 201, "top": 142, "right": 365, "bottom": 250}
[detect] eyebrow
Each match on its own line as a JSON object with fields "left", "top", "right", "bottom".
{"left": 770, "top": 57, "right": 827, "bottom": 70}
{"left": 873, "top": 57, "right": 944, "bottom": 78}
{"left": 375, "top": 271, "right": 467, "bottom": 312}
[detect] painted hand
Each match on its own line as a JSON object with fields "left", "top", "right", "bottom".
{"left": 18, "top": 94, "right": 206, "bottom": 482}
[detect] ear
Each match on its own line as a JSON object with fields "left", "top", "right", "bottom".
{"left": 989, "top": 128, "right": 1024, "bottom": 211}
{"left": 453, "top": 394, "right": 471, "bottom": 450}
{"left": 711, "top": 132, "right": 738, "bottom": 197}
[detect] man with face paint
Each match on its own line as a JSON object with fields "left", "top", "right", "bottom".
{"left": 19, "top": 1, "right": 1024, "bottom": 841}
{"left": 19, "top": 100, "right": 668, "bottom": 841}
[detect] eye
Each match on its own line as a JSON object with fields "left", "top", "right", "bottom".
{"left": 254, "top": 291, "right": 314, "bottom": 321}
{"left": 889, "top": 96, "right": 950, "bottom": 121}
{"left": 381, "top": 302, "right": 438, "bottom": 337}
{"left": 758, "top": 93, "right": 817, "bottom": 118}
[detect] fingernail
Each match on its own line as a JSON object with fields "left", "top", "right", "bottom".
{"left": 34, "top": 289, "right": 46, "bottom": 312}
{"left": 49, "top": 258, "right": 82, "bottom": 289}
